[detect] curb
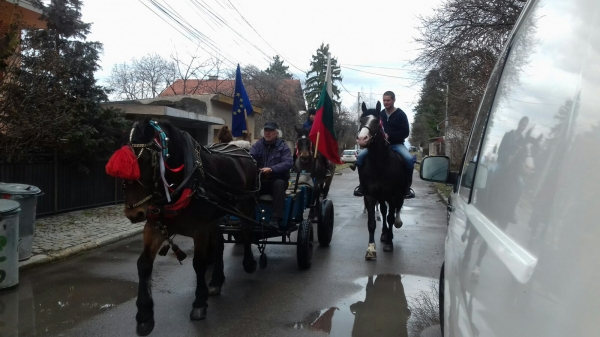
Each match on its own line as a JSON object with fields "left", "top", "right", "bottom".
{"left": 19, "top": 226, "right": 144, "bottom": 272}
{"left": 436, "top": 189, "right": 449, "bottom": 206}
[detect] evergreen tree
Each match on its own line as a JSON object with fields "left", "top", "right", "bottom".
{"left": 265, "top": 55, "right": 292, "bottom": 78}
{"left": 304, "top": 43, "right": 342, "bottom": 109}
{"left": 0, "top": 0, "right": 128, "bottom": 164}
{"left": 409, "top": 70, "right": 446, "bottom": 148}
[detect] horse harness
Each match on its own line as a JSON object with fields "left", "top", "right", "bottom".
{"left": 295, "top": 135, "right": 313, "bottom": 157}
{"left": 359, "top": 116, "right": 390, "bottom": 146}
{"left": 124, "top": 121, "right": 259, "bottom": 220}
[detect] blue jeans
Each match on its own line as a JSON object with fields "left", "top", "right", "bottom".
{"left": 357, "top": 144, "right": 414, "bottom": 169}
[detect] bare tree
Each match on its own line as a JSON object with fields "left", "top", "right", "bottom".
{"left": 411, "top": 0, "right": 527, "bottom": 161}
{"left": 334, "top": 105, "right": 358, "bottom": 152}
{"left": 108, "top": 49, "right": 226, "bottom": 100}
{"left": 242, "top": 65, "right": 306, "bottom": 141}
{"left": 108, "top": 53, "right": 175, "bottom": 100}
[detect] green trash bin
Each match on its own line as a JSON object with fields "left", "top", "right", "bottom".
{"left": 0, "top": 183, "right": 43, "bottom": 261}
{"left": 0, "top": 199, "right": 21, "bottom": 290}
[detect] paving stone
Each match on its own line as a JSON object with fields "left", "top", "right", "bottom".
{"left": 31, "top": 205, "right": 143, "bottom": 255}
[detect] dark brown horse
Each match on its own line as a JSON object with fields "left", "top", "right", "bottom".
{"left": 356, "top": 102, "right": 407, "bottom": 258}
{"left": 294, "top": 126, "right": 335, "bottom": 200}
{"left": 108, "top": 120, "right": 258, "bottom": 336}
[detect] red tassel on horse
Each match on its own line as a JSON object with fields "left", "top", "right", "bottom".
{"left": 106, "top": 145, "right": 140, "bottom": 180}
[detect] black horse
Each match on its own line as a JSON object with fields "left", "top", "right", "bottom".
{"left": 356, "top": 102, "right": 407, "bottom": 258}
{"left": 294, "top": 126, "right": 335, "bottom": 200}
{"left": 108, "top": 120, "right": 258, "bottom": 336}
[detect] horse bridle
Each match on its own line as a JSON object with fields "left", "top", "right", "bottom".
{"left": 123, "top": 121, "right": 170, "bottom": 209}
{"left": 358, "top": 118, "right": 389, "bottom": 146}
{"left": 295, "top": 135, "right": 313, "bottom": 157}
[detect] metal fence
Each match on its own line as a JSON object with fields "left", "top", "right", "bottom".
{"left": 0, "top": 157, "right": 124, "bottom": 216}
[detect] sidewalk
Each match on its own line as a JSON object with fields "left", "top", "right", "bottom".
{"left": 19, "top": 205, "right": 143, "bottom": 271}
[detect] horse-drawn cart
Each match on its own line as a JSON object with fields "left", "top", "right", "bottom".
{"left": 219, "top": 174, "right": 334, "bottom": 270}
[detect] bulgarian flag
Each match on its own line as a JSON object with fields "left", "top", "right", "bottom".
{"left": 309, "top": 53, "right": 343, "bottom": 164}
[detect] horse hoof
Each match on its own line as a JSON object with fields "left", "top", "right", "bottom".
{"left": 208, "top": 286, "right": 222, "bottom": 296}
{"left": 380, "top": 233, "right": 387, "bottom": 242}
{"left": 243, "top": 259, "right": 257, "bottom": 274}
{"left": 394, "top": 219, "right": 403, "bottom": 229}
{"left": 136, "top": 319, "right": 155, "bottom": 336}
{"left": 190, "top": 307, "right": 207, "bottom": 321}
{"left": 365, "top": 243, "right": 377, "bottom": 260}
{"left": 383, "top": 243, "right": 393, "bottom": 252}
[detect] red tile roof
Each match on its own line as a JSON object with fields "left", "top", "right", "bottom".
{"left": 159, "top": 79, "right": 304, "bottom": 104}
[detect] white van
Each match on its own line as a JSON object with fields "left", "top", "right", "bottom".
{"left": 420, "top": 0, "right": 600, "bottom": 335}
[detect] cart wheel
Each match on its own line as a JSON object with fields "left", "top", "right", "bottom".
{"left": 297, "top": 219, "right": 313, "bottom": 269}
{"left": 317, "top": 199, "right": 334, "bottom": 246}
{"left": 259, "top": 252, "right": 268, "bottom": 269}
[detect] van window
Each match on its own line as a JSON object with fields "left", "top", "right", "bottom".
{"left": 458, "top": 45, "right": 513, "bottom": 202}
{"left": 343, "top": 150, "right": 355, "bottom": 155}
{"left": 465, "top": 1, "right": 600, "bottom": 252}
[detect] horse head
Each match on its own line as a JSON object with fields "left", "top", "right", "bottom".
{"left": 106, "top": 119, "right": 184, "bottom": 223}
{"left": 295, "top": 125, "right": 313, "bottom": 170}
{"left": 357, "top": 101, "right": 382, "bottom": 148}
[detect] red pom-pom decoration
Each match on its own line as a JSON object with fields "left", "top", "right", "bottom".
{"left": 106, "top": 145, "right": 140, "bottom": 180}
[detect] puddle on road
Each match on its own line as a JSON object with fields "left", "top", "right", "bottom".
{"left": 291, "top": 274, "right": 441, "bottom": 337}
{"left": 0, "top": 276, "right": 136, "bottom": 336}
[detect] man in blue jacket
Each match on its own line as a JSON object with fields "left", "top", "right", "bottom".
{"left": 250, "top": 121, "right": 294, "bottom": 229}
{"left": 303, "top": 108, "right": 316, "bottom": 131}
{"left": 352, "top": 91, "right": 415, "bottom": 199}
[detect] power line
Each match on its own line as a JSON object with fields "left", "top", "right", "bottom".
{"left": 225, "top": 0, "right": 307, "bottom": 75}
{"left": 340, "top": 65, "right": 421, "bottom": 80}
{"left": 339, "top": 81, "right": 357, "bottom": 98}
{"left": 142, "top": 1, "right": 308, "bottom": 104}
{"left": 341, "top": 64, "right": 414, "bottom": 71}
{"left": 186, "top": 0, "right": 272, "bottom": 64}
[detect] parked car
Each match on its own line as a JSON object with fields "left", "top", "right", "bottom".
{"left": 341, "top": 149, "right": 358, "bottom": 163}
{"left": 420, "top": 0, "right": 600, "bottom": 335}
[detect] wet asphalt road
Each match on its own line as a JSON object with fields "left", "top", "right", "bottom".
{"left": 2, "top": 168, "right": 447, "bottom": 337}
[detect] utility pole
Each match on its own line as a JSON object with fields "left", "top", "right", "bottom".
{"left": 356, "top": 92, "right": 361, "bottom": 150}
{"left": 445, "top": 83, "right": 450, "bottom": 158}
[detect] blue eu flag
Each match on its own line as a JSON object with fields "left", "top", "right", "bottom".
{"left": 232, "top": 64, "right": 254, "bottom": 137}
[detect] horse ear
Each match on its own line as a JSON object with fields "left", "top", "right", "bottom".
{"left": 361, "top": 102, "right": 367, "bottom": 114}
{"left": 376, "top": 101, "right": 381, "bottom": 113}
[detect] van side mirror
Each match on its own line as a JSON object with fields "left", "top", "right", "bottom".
{"left": 420, "top": 156, "right": 450, "bottom": 182}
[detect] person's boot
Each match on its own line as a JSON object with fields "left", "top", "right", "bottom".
{"left": 353, "top": 185, "right": 363, "bottom": 197}
{"left": 405, "top": 168, "right": 415, "bottom": 199}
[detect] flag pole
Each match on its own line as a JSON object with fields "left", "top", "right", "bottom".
{"left": 313, "top": 132, "right": 320, "bottom": 159}
{"left": 314, "top": 52, "right": 331, "bottom": 161}
{"left": 243, "top": 108, "right": 248, "bottom": 139}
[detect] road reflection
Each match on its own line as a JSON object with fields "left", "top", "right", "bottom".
{"left": 292, "top": 274, "right": 441, "bottom": 337}
{"left": 0, "top": 275, "right": 136, "bottom": 336}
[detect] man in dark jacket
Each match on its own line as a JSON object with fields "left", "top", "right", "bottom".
{"left": 352, "top": 91, "right": 415, "bottom": 199}
{"left": 250, "top": 121, "right": 294, "bottom": 229}
{"left": 303, "top": 108, "right": 316, "bottom": 131}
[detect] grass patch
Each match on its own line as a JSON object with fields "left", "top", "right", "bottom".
{"left": 435, "top": 183, "right": 453, "bottom": 199}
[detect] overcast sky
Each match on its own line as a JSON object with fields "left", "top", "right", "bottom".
{"left": 81, "top": 0, "right": 442, "bottom": 125}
